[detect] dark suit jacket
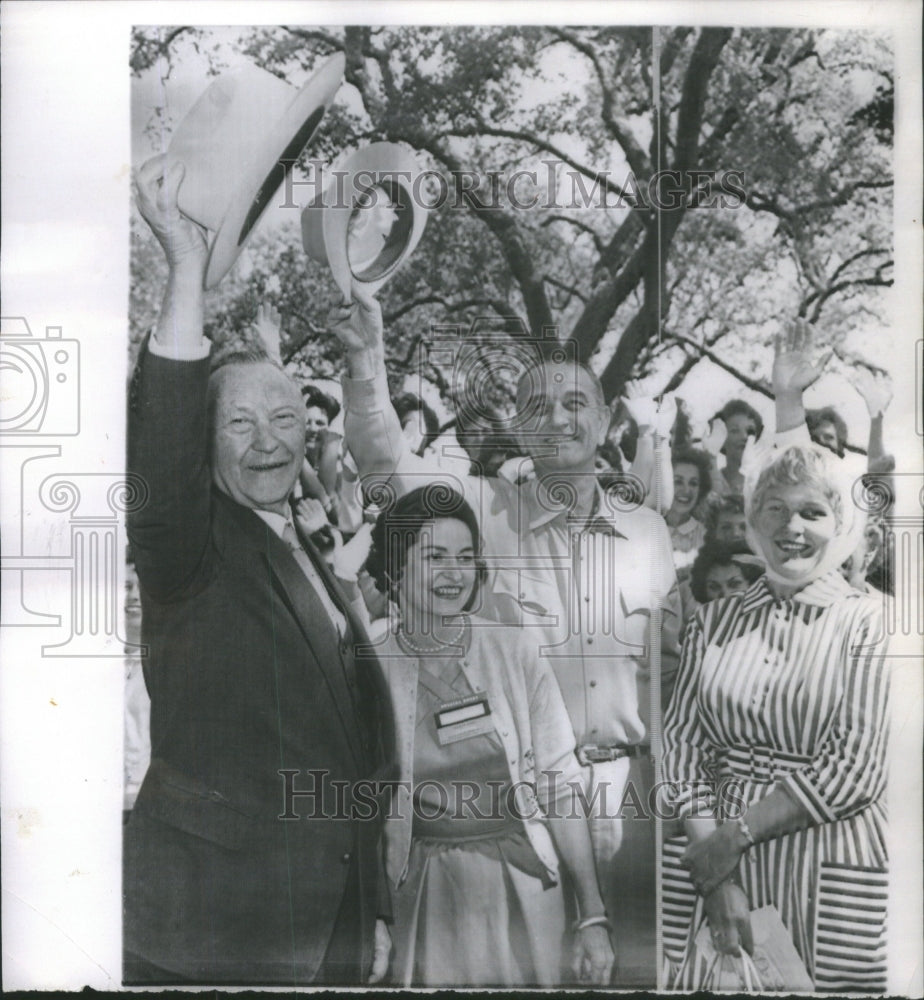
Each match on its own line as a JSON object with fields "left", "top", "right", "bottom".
{"left": 124, "top": 349, "right": 393, "bottom": 985}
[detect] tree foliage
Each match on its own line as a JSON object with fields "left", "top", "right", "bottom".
{"left": 131, "top": 24, "right": 893, "bottom": 411}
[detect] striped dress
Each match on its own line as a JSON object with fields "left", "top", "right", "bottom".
{"left": 662, "top": 572, "right": 890, "bottom": 993}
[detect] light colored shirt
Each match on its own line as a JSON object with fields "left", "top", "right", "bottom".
{"left": 669, "top": 517, "right": 706, "bottom": 573}
{"left": 147, "top": 330, "right": 211, "bottom": 361}
{"left": 343, "top": 371, "right": 682, "bottom": 745}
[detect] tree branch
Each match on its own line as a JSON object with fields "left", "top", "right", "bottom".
{"left": 582, "top": 28, "right": 734, "bottom": 378}
{"left": 547, "top": 27, "right": 649, "bottom": 177}
{"left": 445, "top": 120, "right": 632, "bottom": 202}
{"left": 414, "top": 138, "right": 556, "bottom": 338}
{"left": 130, "top": 26, "right": 198, "bottom": 76}
{"left": 281, "top": 26, "right": 343, "bottom": 52}
{"left": 544, "top": 275, "right": 588, "bottom": 306}
{"left": 805, "top": 269, "right": 894, "bottom": 322}
{"left": 540, "top": 214, "right": 605, "bottom": 254}
{"left": 747, "top": 178, "right": 893, "bottom": 222}
{"left": 383, "top": 294, "right": 517, "bottom": 324}
{"left": 663, "top": 330, "right": 773, "bottom": 397}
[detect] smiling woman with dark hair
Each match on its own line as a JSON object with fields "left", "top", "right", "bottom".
{"left": 666, "top": 448, "right": 713, "bottom": 572}
{"left": 363, "top": 485, "right": 613, "bottom": 988}
{"left": 805, "top": 406, "right": 848, "bottom": 457}
{"left": 711, "top": 399, "right": 764, "bottom": 495}
{"left": 301, "top": 383, "right": 341, "bottom": 465}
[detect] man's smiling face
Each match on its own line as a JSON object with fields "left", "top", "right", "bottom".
{"left": 210, "top": 362, "right": 306, "bottom": 516}
{"left": 516, "top": 361, "right": 609, "bottom": 474}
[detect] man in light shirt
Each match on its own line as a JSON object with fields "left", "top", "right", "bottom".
{"left": 331, "top": 291, "right": 681, "bottom": 986}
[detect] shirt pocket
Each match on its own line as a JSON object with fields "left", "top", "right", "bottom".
{"left": 493, "top": 567, "right": 563, "bottom": 626}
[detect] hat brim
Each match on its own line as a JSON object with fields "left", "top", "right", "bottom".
{"left": 204, "top": 53, "right": 345, "bottom": 290}
{"left": 302, "top": 141, "right": 429, "bottom": 301}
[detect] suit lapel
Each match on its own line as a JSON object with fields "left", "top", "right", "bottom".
{"left": 269, "top": 533, "right": 367, "bottom": 769}
{"left": 290, "top": 518, "right": 367, "bottom": 645}
{"left": 290, "top": 521, "right": 397, "bottom": 774}
{"left": 216, "top": 492, "right": 364, "bottom": 769}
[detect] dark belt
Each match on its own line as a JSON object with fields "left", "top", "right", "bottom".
{"left": 575, "top": 743, "right": 650, "bottom": 766}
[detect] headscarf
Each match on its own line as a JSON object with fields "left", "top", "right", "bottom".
{"left": 741, "top": 432, "right": 866, "bottom": 589}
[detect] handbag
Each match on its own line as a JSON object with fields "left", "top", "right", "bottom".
{"left": 673, "top": 904, "right": 814, "bottom": 991}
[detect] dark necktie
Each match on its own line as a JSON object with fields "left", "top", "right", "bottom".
{"left": 281, "top": 521, "right": 346, "bottom": 637}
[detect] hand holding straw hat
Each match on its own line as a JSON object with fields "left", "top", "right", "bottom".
{"left": 163, "top": 54, "right": 345, "bottom": 289}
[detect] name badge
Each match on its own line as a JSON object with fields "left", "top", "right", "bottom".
{"left": 435, "top": 691, "right": 495, "bottom": 745}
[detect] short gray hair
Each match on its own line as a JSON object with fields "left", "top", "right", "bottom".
{"left": 748, "top": 444, "right": 845, "bottom": 530}
{"left": 206, "top": 352, "right": 300, "bottom": 431}
{"left": 516, "top": 357, "right": 606, "bottom": 410}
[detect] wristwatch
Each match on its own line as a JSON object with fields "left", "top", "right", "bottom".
{"left": 733, "top": 814, "right": 756, "bottom": 849}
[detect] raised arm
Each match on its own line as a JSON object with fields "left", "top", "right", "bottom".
{"left": 850, "top": 367, "right": 894, "bottom": 474}
{"left": 772, "top": 320, "right": 831, "bottom": 434}
{"left": 128, "top": 155, "right": 213, "bottom": 601}
{"left": 133, "top": 155, "right": 208, "bottom": 356}
{"left": 329, "top": 285, "right": 409, "bottom": 481}
{"left": 621, "top": 381, "right": 675, "bottom": 514}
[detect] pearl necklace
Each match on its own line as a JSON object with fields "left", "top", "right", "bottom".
{"left": 397, "top": 618, "right": 467, "bottom": 657}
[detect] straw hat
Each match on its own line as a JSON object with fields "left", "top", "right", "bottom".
{"left": 166, "top": 54, "right": 345, "bottom": 288}
{"left": 301, "top": 142, "right": 428, "bottom": 300}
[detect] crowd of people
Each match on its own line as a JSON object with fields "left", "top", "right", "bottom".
{"left": 123, "top": 153, "right": 894, "bottom": 991}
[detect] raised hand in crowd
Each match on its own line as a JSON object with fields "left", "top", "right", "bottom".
{"left": 850, "top": 366, "right": 895, "bottom": 475}
{"left": 622, "top": 379, "right": 677, "bottom": 439}
{"left": 700, "top": 418, "right": 727, "bottom": 458}
{"left": 621, "top": 379, "right": 676, "bottom": 513}
{"left": 849, "top": 366, "right": 893, "bottom": 419}
{"left": 331, "top": 522, "right": 374, "bottom": 584}
{"left": 772, "top": 319, "right": 833, "bottom": 432}
{"left": 293, "top": 497, "right": 342, "bottom": 576}
{"left": 254, "top": 301, "right": 283, "bottom": 363}
{"left": 293, "top": 496, "right": 332, "bottom": 537}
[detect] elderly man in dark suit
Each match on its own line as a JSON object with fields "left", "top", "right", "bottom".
{"left": 123, "top": 155, "right": 393, "bottom": 986}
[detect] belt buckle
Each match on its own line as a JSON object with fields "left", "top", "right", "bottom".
{"left": 576, "top": 744, "right": 610, "bottom": 766}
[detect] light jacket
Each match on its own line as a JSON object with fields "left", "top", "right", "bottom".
{"left": 374, "top": 616, "right": 585, "bottom": 889}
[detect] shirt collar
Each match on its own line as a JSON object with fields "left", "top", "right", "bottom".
{"left": 525, "top": 479, "right": 627, "bottom": 538}
{"left": 739, "top": 570, "right": 857, "bottom": 614}
{"left": 252, "top": 508, "right": 289, "bottom": 540}
{"left": 672, "top": 517, "right": 702, "bottom": 537}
